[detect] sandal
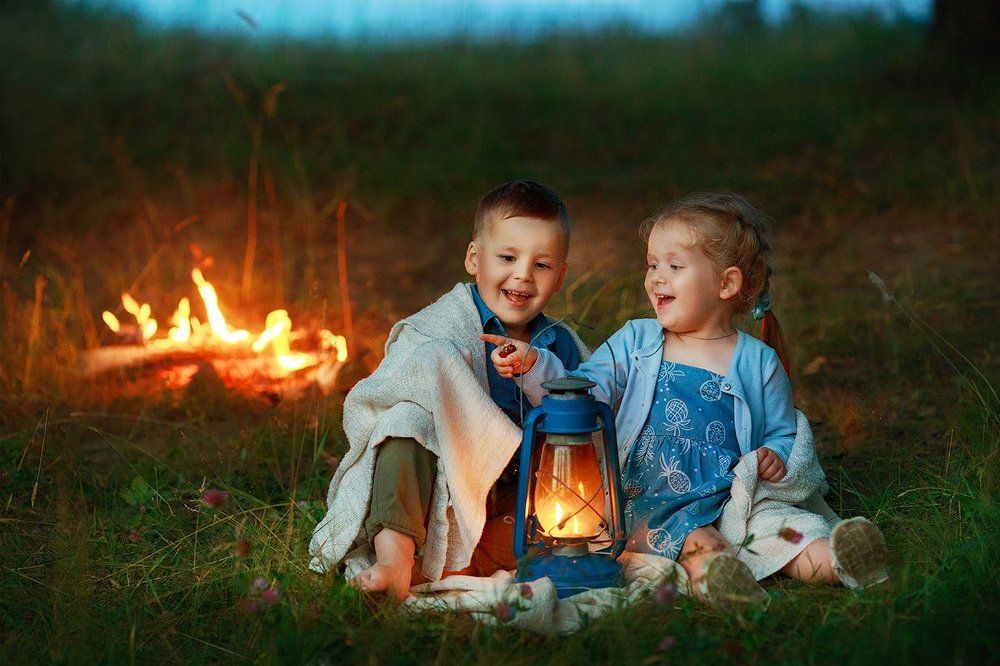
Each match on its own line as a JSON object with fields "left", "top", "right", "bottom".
{"left": 698, "top": 552, "right": 769, "bottom": 609}
{"left": 831, "top": 517, "right": 889, "bottom": 589}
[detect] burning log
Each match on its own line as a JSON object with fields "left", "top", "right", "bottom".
{"left": 86, "top": 269, "right": 349, "bottom": 396}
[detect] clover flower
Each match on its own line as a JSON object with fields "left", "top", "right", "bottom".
{"left": 202, "top": 488, "right": 229, "bottom": 509}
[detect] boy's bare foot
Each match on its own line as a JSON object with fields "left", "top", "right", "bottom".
{"left": 347, "top": 528, "right": 416, "bottom": 601}
{"left": 349, "top": 563, "right": 413, "bottom": 601}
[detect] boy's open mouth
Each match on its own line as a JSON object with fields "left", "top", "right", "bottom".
{"left": 502, "top": 288, "right": 533, "bottom": 306}
{"left": 655, "top": 294, "right": 675, "bottom": 308}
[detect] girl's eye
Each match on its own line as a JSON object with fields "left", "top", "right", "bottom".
{"left": 648, "top": 263, "right": 657, "bottom": 271}
{"left": 499, "top": 254, "right": 515, "bottom": 263}
{"left": 535, "top": 262, "right": 551, "bottom": 270}
{"left": 670, "top": 264, "right": 682, "bottom": 271}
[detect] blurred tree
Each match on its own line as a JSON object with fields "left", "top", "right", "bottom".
{"left": 929, "top": 0, "right": 1000, "bottom": 68}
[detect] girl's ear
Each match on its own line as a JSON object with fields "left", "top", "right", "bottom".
{"left": 464, "top": 241, "right": 479, "bottom": 276}
{"left": 719, "top": 266, "right": 743, "bottom": 301}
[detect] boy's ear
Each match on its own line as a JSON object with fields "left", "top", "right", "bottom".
{"left": 464, "top": 241, "right": 479, "bottom": 276}
{"left": 555, "top": 262, "right": 568, "bottom": 292}
{"left": 719, "top": 266, "right": 743, "bottom": 301}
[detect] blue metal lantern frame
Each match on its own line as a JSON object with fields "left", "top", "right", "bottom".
{"left": 513, "top": 378, "right": 628, "bottom": 598}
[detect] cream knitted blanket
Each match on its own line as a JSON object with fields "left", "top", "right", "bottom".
{"left": 308, "top": 283, "right": 589, "bottom": 581}
{"left": 719, "top": 410, "right": 840, "bottom": 579}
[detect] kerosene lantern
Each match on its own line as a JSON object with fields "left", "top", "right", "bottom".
{"left": 513, "top": 377, "right": 627, "bottom": 598}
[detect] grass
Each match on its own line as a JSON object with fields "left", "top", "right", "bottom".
{"left": 1, "top": 1, "right": 998, "bottom": 663}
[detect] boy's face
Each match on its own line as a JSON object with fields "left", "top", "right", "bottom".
{"left": 464, "top": 215, "right": 568, "bottom": 339}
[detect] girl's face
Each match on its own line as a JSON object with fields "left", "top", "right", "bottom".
{"left": 644, "top": 221, "right": 736, "bottom": 336}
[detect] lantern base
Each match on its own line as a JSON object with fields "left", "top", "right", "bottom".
{"left": 516, "top": 551, "right": 624, "bottom": 599}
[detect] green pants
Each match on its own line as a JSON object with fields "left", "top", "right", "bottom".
{"left": 365, "top": 437, "right": 437, "bottom": 550}
{"left": 366, "top": 437, "right": 518, "bottom": 574}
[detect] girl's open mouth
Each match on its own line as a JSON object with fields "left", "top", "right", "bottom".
{"left": 655, "top": 294, "right": 675, "bottom": 308}
{"left": 502, "top": 288, "right": 533, "bottom": 306}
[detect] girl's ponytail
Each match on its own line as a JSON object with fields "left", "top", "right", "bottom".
{"left": 752, "top": 268, "right": 792, "bottom": 382}
{"left": 759, "top": 309, "right": 792, "bottom": 381}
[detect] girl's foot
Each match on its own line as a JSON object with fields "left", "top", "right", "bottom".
{"left": 698, "top": 553, "right": 769, "bottom": 609}
{"left": 830, "top": 517, "right": 889, "bottom": 589}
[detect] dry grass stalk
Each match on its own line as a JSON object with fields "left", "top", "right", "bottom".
{"left": 336, "top": 201, "right": 355, "bottom": 358}
{"left": 21, "top": 274, "right": 47, "bottom": 389}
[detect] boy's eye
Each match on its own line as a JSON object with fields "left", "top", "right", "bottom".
{"left": 648, "top": 263, "right": 657, "bottom": 271}
{"left": 499, "top": 254, "right": 515, "bottom": 263}
{"left": 670, "top": 264, "right": 682, "bottom": 271}
{"left": 535, "top": 262, "right": 551, "bottom": 270}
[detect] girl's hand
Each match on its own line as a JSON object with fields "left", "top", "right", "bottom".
{"left": 757, "top": 447, "right": 787, "bottom": 482}
{"left": 479, "top": 334, "right": 538, "bottom": 378}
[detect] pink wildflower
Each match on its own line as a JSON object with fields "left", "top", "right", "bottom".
{"left": 127, "top": 528, "right": 142, "bottom": 543}
{"left": 519, "top": 583, "right": 534, "bottom": 600}
{"left": 654, "top": 582, "right": 677, "bottom": 606}
{"left": 241, "top": 598, "right": 261, "bottom": 615}
{"left": 324, "top": 454, "right": 340, "bottom": 472}
{"left": 202, "top": 488, "right": 229, "bottom": 509}
{"left": 779, "top": 527, "right": 804, "bottom": 544}
{"left": 495, "top": 602, "right": 516, "bottom": 622}
{"left": 261, "top": 587, "right": 281, "bottom": 606}
{"left": 658, "top": 636, "right": 677, "bottom": 652}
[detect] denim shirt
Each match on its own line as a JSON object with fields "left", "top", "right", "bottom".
{"left": 520, "top": 319, "right": 796, "bottom": 472}
{"left": 470, "top": 285, "right": 581, "bottom": 427}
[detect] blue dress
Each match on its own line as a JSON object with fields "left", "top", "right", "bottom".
{"left": 622, "top": 361, "right": 742, "bottom": 559}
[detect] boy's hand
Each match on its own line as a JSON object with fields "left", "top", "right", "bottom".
{"left": 479, "top": 334, "right": 538, "bottom": 378}
{"left": 757, "top": 447, "right": 787, "bottom": 482}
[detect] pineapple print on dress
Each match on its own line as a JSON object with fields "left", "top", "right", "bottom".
{"left": 646, "top": 527, "right": 682, "bottom": 558}
{"left": 706, "top": 420, "right": 726, "bottom": 446}
{"left": 658, "top": 362, "right": 686, "bottom": 383}
{"left": 636, "top": 424, "right": 658, "bottom": 465}
{"left": 699, "top": 372, "right": 725, "bottom": 401}
{"left": 664, "top": 398, "right": 693, "bottom": 437}
{"left": 659, "top": 453, "right": 692, "bottom": 493}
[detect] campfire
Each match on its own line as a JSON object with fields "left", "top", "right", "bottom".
{"left": 85, "top": 268, "right": 348, "bottom": 399}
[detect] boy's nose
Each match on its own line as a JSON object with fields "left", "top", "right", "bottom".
{"left": 513, "top": 261, "right": 534, "bottom": 281}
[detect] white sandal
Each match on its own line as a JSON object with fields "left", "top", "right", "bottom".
{"left": 698, "top": 552, "right": 769, "bottom": 609}
{"left": 831, "top": 517, "right": 889, "bottom": 589}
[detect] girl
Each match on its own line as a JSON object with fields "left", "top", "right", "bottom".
{"left": 483, "top": 192, "right": 888, "bottom": 606}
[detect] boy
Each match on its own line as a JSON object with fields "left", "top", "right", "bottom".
{"left": 309, "top": 180, "right": 588, "bottom": 600}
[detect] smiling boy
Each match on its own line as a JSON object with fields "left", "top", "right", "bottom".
{"left": 309, "top": 181, "right": 588, "bottom": 599}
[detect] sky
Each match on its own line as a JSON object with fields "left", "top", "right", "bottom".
{"left": 85, "top": 0, "right": 933, "bottom": 43}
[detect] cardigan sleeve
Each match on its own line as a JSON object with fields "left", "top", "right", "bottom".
{"left": 760, "top": 354, "right": 796, "bottom": 464}
{"left": 520, "top": 322, "right": 634, "bottom": 409}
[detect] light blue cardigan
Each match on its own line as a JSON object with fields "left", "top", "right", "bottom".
{"left": 520, "top": 319, "right": 796, "bottom": 471}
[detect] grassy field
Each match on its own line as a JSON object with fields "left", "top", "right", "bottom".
{"left": 2, "top": 2, "right": 998, "bottom": 663}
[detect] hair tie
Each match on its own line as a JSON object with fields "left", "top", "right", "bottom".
{"left": 751, "top": 292, "right": 771, "bottom": 321}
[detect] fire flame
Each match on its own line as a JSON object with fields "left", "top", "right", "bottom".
{"left": 101, "top": 270, "right": 347, "bottom": 380}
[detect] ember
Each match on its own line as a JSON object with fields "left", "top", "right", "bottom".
{"left": 87, "top": 269, "right": 348, "bottom": 396}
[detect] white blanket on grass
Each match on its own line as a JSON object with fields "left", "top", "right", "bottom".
{"left": 394, "top": 412, "right": 839, "bottom": 634}
{"left": 308, "top": 283, "right": 589, "bottom": 581}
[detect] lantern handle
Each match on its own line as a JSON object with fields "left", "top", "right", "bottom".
{"left": 596, "top": 400, "right": 628, "bottom": 559}
{"left": 514, "top": 406, "right": 545, "bottom": 560}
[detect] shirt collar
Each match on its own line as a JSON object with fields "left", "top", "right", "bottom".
{"left": 470, "top": 284, "right": 555, "bottom": 346}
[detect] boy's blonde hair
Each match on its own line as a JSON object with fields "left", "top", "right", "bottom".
{"left": 474, "top": 180, "right": 570, "bottom": 245}
{"left": 642, "top": 192, "right": 791, "bottom": 377}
